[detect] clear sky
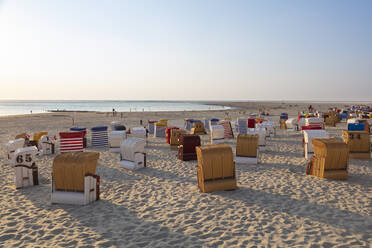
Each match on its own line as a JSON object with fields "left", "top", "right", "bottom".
{"left": 0, "top": 0, "right": 371, "bottom": 101}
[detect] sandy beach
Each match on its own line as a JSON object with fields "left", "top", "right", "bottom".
{"left": 0, "top": 101, "right": 371, "bottom": 247}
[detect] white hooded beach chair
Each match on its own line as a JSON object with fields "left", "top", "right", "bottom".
{"left": 14, "top": 146, "right": 39, "bottom": 189}
{"left": 109, "top": 130, "right": 126, "bottom": 152}
{"left": 6, "top": 138, "right": 25, "bottom": 165}
{"left": 257, "top": 120, "right": 276, "bottom": 138}
{"left": 303, "top": 130, "right": 329, "bottom": 160}
{"left": 210, "top": 125, "right": 225, "bottom": 144}
{"left": 285, "top": 118, "right": 297, "bottom": 131}
{"left": 128, "top": 127, "right": 147, "bottom": 140}
{"left": 247, "top": 128, "right": 266, "bottom": 150}
{"left": 120, "top": 138, "right": 146, "bottom": 170}
{"left": 38, "top": 135, "right": 56, "bottom": 155}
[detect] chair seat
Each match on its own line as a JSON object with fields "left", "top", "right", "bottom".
{"left": 199, "top": 178, "right": 237, "bottom": 193}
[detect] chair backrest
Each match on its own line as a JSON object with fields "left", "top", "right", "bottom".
{"left": 15, "top": 133, "right": 29, "bottom": 140}
{"left": 193, "top": 121, "right": 205, "bottom": 130}
{"left": 236, "top": 134, "right": 258, "bottom": 157}
{"left": 59, "top": 131, "right": 84, "bottom": 153}
{"left": 342, "top": 130, "right": 370, "bottom": 153}
{"left": 120, "top": 137, "right": 146, "bottom": 161}
{"left": 53, "top": 152, "right": 99, "bottom": 191}
{"left": 170, "top": 129, "right": 187, "bottom": 145}
{"left": 211, "top": 125, "right": 225, "bottom": 139}
{"left": 7, "top": 138, "right": 25, "bottom": 153}
{"left": 38, "top": 134, "right": 55, "bottom": 150}
{"left": 179, "top": 135, "right": 200, "bottom": 153}
{"left": 14, "top": 146, "right": 38, "bottom": 167}
{"left": 196, "top": 144, "right": 234, "bottom": 180}
{"left": 237, "top": 118, "right": 248, "bottom": 134}
{"left": 247, "top": 118, "right": 255, "bottom": 128}
{"left": 312, "top": 139, "right": 348, "bottom": 170}
{"left": 91, "top": 126, "right": 109, "bottom": 147}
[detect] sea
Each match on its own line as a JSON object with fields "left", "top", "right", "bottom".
{"left": 0, "top": 100, "right": 231, "bottom": 116}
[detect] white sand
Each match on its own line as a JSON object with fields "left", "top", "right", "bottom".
{"left": 0, "top": 102, "right": 371, "bottom": 247}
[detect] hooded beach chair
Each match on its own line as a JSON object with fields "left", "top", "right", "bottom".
{"left": 306, "top": 139, "right": 348, "bottom": 179}
{"left": 51, "top": 152, "right": 100, "bottom": 205}
{"left": 59, "top": 131, "right": 84, "bottom": 153}
{"left": 170, "top": 129, "right": 187, "bottom": 150}
{"left": 128, "top": 127, "right": 147, "bottom": 140}
{"left": 120, "top": 138, "right": 146, "bottom": 170}
{"left": 247, "top": 118, "right": 255, "bottom": 128}
{"left": 154, "top": 122, "right": 167, "bottom": 138}
{"left": 110, "top": 121, "right": 126, "bottom": 131}
{"left": 184, "top": 119, "right": 193, "bottom": 131}
{"left": 6, "top": 138, "right": 25, "bottom": 165}
{"left": 285, "top": 118, "right": 297, "bottom": 131}
{"left": 342, "top": 130, "right": 370, "bottom": 159}
{"left": 237, "top": 118, "right": 248, "bottom": 134}
{"left": 109, "top": 130, "right": 126, "bottom": 152}
{"left": 14, "top": 146, "right": 39, "bottom": 188}
{"left": 70, "top": 127, "right": 87, "bottom": 148}
{"left": 256, "top": 120, "right": 276, "bottom": 137}
{"left": 235, "top": 134, "right": 259, "bottom": 164}
{"left": 38, "top": 134, "right": 56, "bottom": 155}
{"left": 33, "top": 132, "right": 48, "bottom": 147}
{"left": 210, "top": 125, "right": 225, "bottom": 144}
{"left": 247, "top": 128, "right": 266, "bottom": 150}
{"left": 177, "top": 134, "right": 201, "bottom": 161}
{"left": 219, "top": 121, "right": 234, "bottom": 139}
{"left": 196, "top": 144, "right": 237, "bottom": 193}
{"left": 148, "top": 121, "right": 157, "bottom": 135}
{"left": 166, "top": 126, "right": 179, "bottom": 145}
{"left": 190, "top": 121, "right": 206, "bottom": 135}
{"left": 91, "top": 126, "right": 109, "bottom": 148}
{"left": 203, "top": 118, "right": 210, "bottom": 131}
{"left": 303, "top": 130, "right": 329, "bottom": 159}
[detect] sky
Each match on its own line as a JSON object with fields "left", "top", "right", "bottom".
{"left": 0, "top": 0, "right": 371, "bottom": 101}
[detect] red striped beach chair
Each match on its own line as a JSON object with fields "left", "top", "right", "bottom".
{"left": 59, "top": 132, "right": 84, "bottom": 153}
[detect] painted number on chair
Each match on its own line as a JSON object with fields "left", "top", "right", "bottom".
{"left": 16, "top": 154, "right": 32, "bottom": 164}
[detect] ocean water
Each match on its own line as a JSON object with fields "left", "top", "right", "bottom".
{"left": 0, "top": 101, "right": 230, "bottom": 116}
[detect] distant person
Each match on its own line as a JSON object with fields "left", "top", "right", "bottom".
{"left": 30, "top": 110, "right": 32, "bottom": 114}
{"left": 112, "top": 108, "right": 116, "bottom": 117}
{"left": 140, "top": 120, "right": 143, "bottom": 126}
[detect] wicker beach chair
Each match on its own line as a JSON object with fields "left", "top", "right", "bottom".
{"left": 235, "top": 134, "right": 259, "bottom": 164}
{"left": 33, "top": 132, "right": 48, "bottom": 146}
{"left": 342, "top": 130, "right": 370, "bottom": 159}
{"left": 51, "top": 152, "right": 100, "bottom": 205}
{"left": 196, "top": 144, "right": 237, "bottom": 193}
{"left": 170, "top": 129, "right": 187, "bottom": 150}
{"left": 190, "top": 121, "right": 207, "bottom": 135}
{"left": 306, "top": 139, "right": 348, "bottom": 179}
{"left": 178, "top": 134, "right": 201, "bottom": 161}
